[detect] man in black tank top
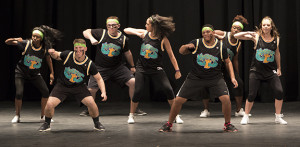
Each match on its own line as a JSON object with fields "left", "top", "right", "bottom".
{"left": 83, "top": 16, "right": 147, "bottom": 117}
{"left": 234, "top": 16, "right": 287, "bottom": 125}
{"left": 38, "top": 39, "right": 107, "bottom": 132}
{"left": 159, "top": 24, "right": 238, "bottom": 132}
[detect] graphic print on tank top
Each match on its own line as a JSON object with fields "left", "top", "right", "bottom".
{"left": 255, "top": 48, "right": 275, "bottom": 63}
{"left": 227, "top": 49, "right": 234, "bottom": 61}
{"left": 23, "top": 54, "right": 42, "bottom": 69}
{"left": 197, "top": 53, "right": 219, "bottom": 69}
{"left": 140, "top": 43, "right": 158, "bottom": 59}
{"left": 101, "top": 42, "right": 121, "bottom": 57}
{"left": 63, "top": 67, "right": 85, "bottom": 83}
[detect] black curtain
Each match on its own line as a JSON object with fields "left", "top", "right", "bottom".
{"left": 1, "top": 0, "right": 299, "bottom": 102}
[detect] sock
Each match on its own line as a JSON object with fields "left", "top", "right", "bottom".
{"left": 92, "top": 116, "right": 99, "bottom": 125}
{"left": 224, "top": 122, "right": 231, "bottom": 126}
{"left": 45, "top": 116, "right": 52, "bottom": 124}
{"left": 167, "top": 121, "right": 173, "bottom": 127}
{"left": 129, "top": 113, "right": 134, "bottom": 116}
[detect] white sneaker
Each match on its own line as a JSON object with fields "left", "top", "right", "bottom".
{"left": 174, "top": 115, "right": 184, "bottom": 124}
{"left": 127, "top": 114, "right": 135, "bottom": 124}
{"left": 11, "top": 115, "right": 20, "bottom": 123}
{"left": 275, "top": 113, "right": 287, "bottom": 125}
{"left": 235, "top": 108, "right": 245, "bottom": 117}
{"left": 240, "top": 114, "right": 249, "bottom": 125}
{"left": 199, "top": 109, "right": 210, "bottom": 118}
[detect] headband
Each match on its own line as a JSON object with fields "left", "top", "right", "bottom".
{"left": 106, "top": 19, "right": 119, "bottom": 24}
{"left": 74, "top": 43, "right": 86, "bottom": 47}
{"left": 32, "top": 30, "right": 44, "bottom": 40}
{"left": 149, "top": 17, "right": 155, "bottom": 23}
{"left": 202, "top": 27, "right": 214, "bottom": 32}
{"left": 232, "top": 21, "right": 244, "bottom": 30}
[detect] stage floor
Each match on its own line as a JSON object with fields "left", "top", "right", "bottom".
{"left": 0, "top": 100, "right": 299, "bottom": 146}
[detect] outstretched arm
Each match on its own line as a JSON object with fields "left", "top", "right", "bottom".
{"left": 224, "top": 57, "right": 238, "bottom": 88}
{"left": 163, "top": 37, "right": 181, "bottom": 79}
{"left": 48, "top": 49, "right": 62, "bottom": 61}
{"left": 5, "top": 37, "right": 23, "bottom": 45}
{"left": 234, "top": 31, "right": 257, "bottom": 41}
{"left": 83, "top": 29, "right": 98, "bottom": 45}
{"left": 93, "top": 73, "right": 107, "bottom": 101}
{"left": 45, "top": 55, "right": 55, "bottom": 85}
{"left": 214, "top": 30, "right": 226, "bottom": 40}
{"left": 179, "top": 43, "right": 194, "bottom": 55}
{"left": 124, "top": 50, "right": 136, "bottom": 73}
{"left": 124, "top": 28, "right": 147, "bottom": 39}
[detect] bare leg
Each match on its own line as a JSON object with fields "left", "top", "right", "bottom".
{"left": 219, "top": 95, "right": 231, "bottom": 123}
{"left": 244, "top": 99, "right": 254, "bottom": 114}
{"left": 44, "top": 97, "right": 61, "bottom": 118}
{"left": 15, "top": 99, "right": 22, "bottom": 116}
{"left": 81, "top": 96, "right": 99, "bottom": 118}
{"left": 202, "top": 99, "right": 209, "bottom": 110}
{"left": 130, "top": 101, "right": 139, "bottom": 114}
{"left": 168, "top": 97, "right": 187, "bottom": 123}
{"left": 88, "top": 88, "right": 98, "bottom": 100}
{"left": 235, "top": 96, "right": 243, "bottom": 112}
{"left": 41, "top": 97, "right": 48, "bottom": 118}
{"left": 275, "top": 99, "right": 283, "bottom": 114}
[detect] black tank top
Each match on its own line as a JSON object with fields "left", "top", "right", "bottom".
{"left": 223, "top": 32, "right": 241, "bottom": 61}
{"left": 136, "top": 32, "right": 164, "bottom": 73}
{"left": 250, "top": 36, "right": 278, "bottom": 78}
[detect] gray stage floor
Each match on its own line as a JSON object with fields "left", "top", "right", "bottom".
{"left": 0, "top": 100, "right": 299, "bottom": 147}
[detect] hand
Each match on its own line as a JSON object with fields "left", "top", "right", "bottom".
{"left": 277, "top": 69, "right": 282, "bottom": 76}
{"left": 232, "top": 78, "right": 238, "bottom": 88}
{"left": 15, "top": 37, "right": 23, "bottom": 42}
{"left": 101, "top": 93, "right": 107, "bottom": 101}
{"left": 186, "top": 44, "right": 195, "bottom": 50}
{"left": 137, "top": 32, "right": 144, "bottom": 38}
{"left": 130, "top": 67, "right": 136, "bottom": 74}
{"left": 175, "top": 71, "right": 181, "bottom": 79}
{"left": 50, "top": 73, "right": 54, "bottom": 85}
{"left": 48, "top": 49, "right": 55, "bottom": 54}
{"left": 90, "top": 38, "right": 98, "bottom": 45}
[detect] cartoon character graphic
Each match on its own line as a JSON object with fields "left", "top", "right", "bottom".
{"left": 227, "top": 48, "right": 234, "bottom": 61}
{"left": 140, "top": 43, "right": 158, "bottom": 59}
{"left": 197, "top": 53, "right": 219, "bottom": 69}
{"left": 64, "top": 67, "right": 84, "bottom": 83}
{"left": 256, "top": 48, "right": 275, "bottom": 63}
{"left": 101, "top": 42, "right": 121, "bottom": 57}
{"left": 24, "top": 54, "right": 42, "bottom": 69}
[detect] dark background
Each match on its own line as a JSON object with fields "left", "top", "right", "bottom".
{"left": 1, "top": 0, "right": 300, "bottom": 102}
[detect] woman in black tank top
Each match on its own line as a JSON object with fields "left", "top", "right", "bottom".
{"left": 234, "top": 16, "right": 287, "bottom": 125}
{"left": 124, "top": 14, "right": 183, "bottom": 124}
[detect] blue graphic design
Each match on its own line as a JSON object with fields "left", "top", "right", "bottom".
{"left": 23, "top": 54, "right": 42, "bottom": 69}
{"left": 140, "top": 43, "right": 158, "bottom": 59}
{"left": 64, "top": 67, "right": 84, "bottom": 83}
{"left": 256, "top": 48, "right": 275, "bottom": 63}
{"left": 101, "top": 42, "right": 121, "bottom": 57}
{"left": 197, "top": 53, "right": 219, "bottom": 69}
{"left": 227, "top": 48, "right": 234, "bottom": 61}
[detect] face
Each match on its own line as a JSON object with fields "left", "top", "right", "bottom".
{"left": 145, "top": 19, "right": 153, "bottom": 32}
{"left": 202, "top": 30, "right": 214, "bottom": 42}
{"left": 74, "top": 45, "right": 87, "bottom": 58}
{"left": 231, "top": 25, "right": 242, "bottom": 35}
{"left": 32, "top": 33, "right": 42, "bottom": 43}
{"left": 261, "top": 19, "right": 272, "bottom": 34}
{"left": 106, "top": 21, "right": 120, "bottom": 33}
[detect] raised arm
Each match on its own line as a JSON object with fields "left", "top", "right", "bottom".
{"left": 124, "top": 50, "right": 136, "bottom": 73}
{"left": 179, "top": 43, "right": 195, "bottom": 55}
{"left": 5, "top": 37, "right": 23, "bottom": 45}
{"left": 214, "top": 30, "right": 226, "bottom": 40}
{"left": 83, "top": 29, "right": 98, "bottom": 45}
{"left": 224, "top": 57, "right": 238, "bottom": 88}
{"left": 123, "top": 28, "right": 147, "bottom": 39}
{"left": 48, "top": 49, "right": 62, "bottom": 61}
{"left": 275, "top": 38, "right": 281, "bottom": 76}
{"left": 45, "top": 55, "right": 55, "bottom": 85}
{"left": 93, "top": 73, "right": 107, "bottom": 101}
{"left": 162, "top": 37, "right": 181, "bottom": 79}
{"left": 234, "top": 31, "right": 257, "bottom": 42}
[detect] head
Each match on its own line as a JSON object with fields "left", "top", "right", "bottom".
{"left": 201, "top": 24, "right": 215, "bottom": 42}
{"left": 231, "top": 15, "right": 248, "bottom": 35}
{"left": 73, "top": 39, "right": 87, "bottom": 58}
{"left": 106, "top": 16, "right": 120, "bottom": 34}
{"left": 257, "top": 16, "right": 279, "bottom": 37}
{"left": 32, "top": 25, "right": 62, "bottom": 49}
{"left": 32, "top": 28, "right": 45, "bottom": 44}
{"left": 146, "top": 14, "right": 175, "bottom": 39}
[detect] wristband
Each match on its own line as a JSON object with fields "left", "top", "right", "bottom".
{"left": 175, "top": 69, "right": 180, "bottom": 72}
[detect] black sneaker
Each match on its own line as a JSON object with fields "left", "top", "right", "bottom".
{"left": 135, "top": 108, "right": 147, "bottom": 116}
{"left": 79, "top": 109, "right": 89, "bottom": 116}
{"left": 223, "top": 123, "right": 238, "bottom": 132}
{"left": 159, "top": 122, "right": 172, "bottom": 132}
{"left": 94, "top": 122, "right": 105, "bottom": 131}
{"left": 39, "top": 122, "right": 51, "bottom": 132}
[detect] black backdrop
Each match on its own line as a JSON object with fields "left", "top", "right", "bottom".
{"left": 1, "top": 0, "right": 300, "bottom": 102}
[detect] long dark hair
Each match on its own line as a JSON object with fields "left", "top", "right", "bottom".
{"left": 149, "top": 14, "right": 175, "bottom": 39}
{"left": 32, "top": 25, "right": 63, "bottom": 49}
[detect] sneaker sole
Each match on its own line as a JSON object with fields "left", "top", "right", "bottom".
{"left": 159, "top": 129, "right": 172, "bottom": 132}
{"left": 224, "top": 129, "right": 238, "bottom": 133}
{"left": 93, "top": 127, "right": 105, "bottom": 131}
{"left": 39, "top": 128, "right": 51, "bottom": 132}
{"left": 135, "top": 113, "right": 147, "bottom": 116}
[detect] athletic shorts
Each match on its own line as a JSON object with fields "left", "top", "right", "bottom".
{"left": 177, "top": 73, "right": 229, "bottom": 100}
{"left": 50, "top": 83, "right": 92, "bottom": 102}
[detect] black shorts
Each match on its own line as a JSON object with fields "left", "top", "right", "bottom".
{"left": 177, "top": 73, "right": 229, "bottom": 100}
{"left": 224, "top": 72, "right": 243, "bottom": 97}
{"left": 88, "top": 64, "right": 134, "bottom": 89}
{"left": 50, "top": 83, "right": 92, "bottom": 102}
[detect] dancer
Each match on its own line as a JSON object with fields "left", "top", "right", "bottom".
{"left": 5, "top": 25, "right": 61, "bottom": 123}
{"left": 199, "top": 15, "right": 248, "bottom": 118}
{"left": 234, "top": 16, "right": 287, "bottom": 125}
{"left": 82, "top": 16, "right": 146, "bottom": 117}
{"left": 124, "top": 14, "right": 183, "bottom": 124}
{"left": 159, "top": 24, "right": 238, "bottom": 132}
{"left": 38, "top": 39, "right": 107, "bottom": 131}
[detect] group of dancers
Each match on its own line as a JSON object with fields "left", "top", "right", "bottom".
{"left": 5, "top": 14, "right": 287, "bottom": 133}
